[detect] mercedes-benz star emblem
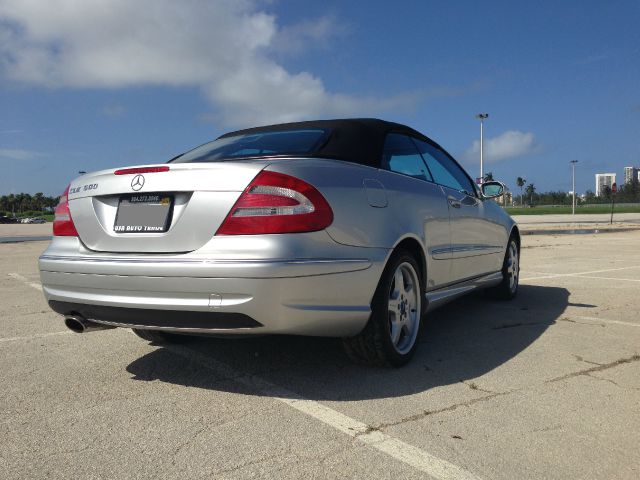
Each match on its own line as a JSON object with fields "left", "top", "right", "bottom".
{"left": 131, "top": 174, "right": 145, "bottom": 191}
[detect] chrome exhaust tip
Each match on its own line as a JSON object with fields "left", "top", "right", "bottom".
{"left": 64, "top": 315, "right": 114, "bottom": 333}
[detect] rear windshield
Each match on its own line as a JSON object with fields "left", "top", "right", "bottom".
{"left": 170, "top": 129, "right": 330, "bottom": 163}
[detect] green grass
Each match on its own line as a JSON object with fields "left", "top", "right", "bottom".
{"left": 505, "top": 205, "right": 640, "bottom": 215}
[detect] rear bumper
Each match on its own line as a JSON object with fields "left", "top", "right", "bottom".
{"left": 48, "top": 301, "right": 262, "bottom": 329}
{"left": 39, "top": 239, "right": 388, "bottom": 337}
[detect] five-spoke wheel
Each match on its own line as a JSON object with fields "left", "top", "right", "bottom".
{"left": 487, "top": 235, "right": 520, "bottom": 300}
{"left": 387, "top": 262, "right": 421, "bottom": 355}
{"left": 342, "top": 250, "right": 423, "bottom": 367}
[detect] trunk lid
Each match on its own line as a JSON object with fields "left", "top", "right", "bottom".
{"left": 67, "top": 162, "right": 269, "bottom": 253}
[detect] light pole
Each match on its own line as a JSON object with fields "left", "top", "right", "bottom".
{"left": 570, "top": 160, "right": 578, "bottom": 215}
{"left": 475, "top": 113, "right": 489, "bottom": 182}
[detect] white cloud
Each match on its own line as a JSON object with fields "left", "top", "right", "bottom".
{"left": 0, "top": 148, "right": 42, "bottom": 160}
{"left": 465, "top": 130, "right": 537, "bottom": 163}
{"left": 271, "top": 15, "right": 347, "bottom": 56}
{"left": 0, "top": 0, "right": 415, "bottom": 127}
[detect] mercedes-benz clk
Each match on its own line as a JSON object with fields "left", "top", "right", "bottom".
{"left": 39, "top": 119, "right": 520, "bottom": 366}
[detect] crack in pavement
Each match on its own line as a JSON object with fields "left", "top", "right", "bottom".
{"left": 209, "top": 451, "right": 294, "bottom": 476}
{"left": 363, "top": 391, "right": 514, "bottom": 433}
{"left": 360, "top": 352, "right": 639, "bottom": 434}
{"left": 585, "top": 373, "right": 623, "bottom": 389}
{"left": 548, "top": 354, "right": 640, "bottom": 383}
{"left": 572, "top": 354, "right": 603, "bottom": 366}
{"left": 491, "top": 321, "right": 552, "bottom": 330}
{"left": 170, "top": 424, "right": 210, "bottom": 464}
{"left": 559, "top": 317, "right": 605, "bottom": 328}
{"left": 460, "top": 380, "right": 496, "bottom": 394}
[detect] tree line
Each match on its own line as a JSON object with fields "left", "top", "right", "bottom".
{"left": 581, "top": 179, "right": 640, "bottom": 204}
{"left": 485, "top": 173, "right": 640, "bottom": 206}
{"left": 511, "top": 180, "right": 640, "bottom": 206}
{"left": 0, "top": 193, "right": 60, "bottom": 215}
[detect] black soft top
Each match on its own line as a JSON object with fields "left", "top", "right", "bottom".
{"left": 218, "top": 118, "right": 431, "bottom": 168}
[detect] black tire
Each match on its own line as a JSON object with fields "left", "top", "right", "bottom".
{"left": 132, "top": 329, "right": 190, "bottom": 344}
{"left": 342, "top": 250, "right": 424, "bottom": 367}
{"left": 486, "top": 235, "right": 520, "bottom": 300}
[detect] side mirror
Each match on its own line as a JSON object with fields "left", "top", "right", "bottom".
{"left": 481, "top": 181, "right": 505, "bottom": 199}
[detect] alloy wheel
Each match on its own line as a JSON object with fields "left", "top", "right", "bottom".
{"left": 387, "top": 262, "right": 421, "bottom": 354}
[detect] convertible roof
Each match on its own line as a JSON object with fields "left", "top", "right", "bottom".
{"left": 218, "top": 118, "right": 430, "bottom": 168}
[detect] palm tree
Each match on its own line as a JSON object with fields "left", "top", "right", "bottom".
{"left": 34, "top": 192, "right": 44, "bottom": 212}
{"left": 15, "top": 193, "right": 25, "bottom": 214}
{"left": 516, "top": 177, "right": 526, "bottom": 207}
{"left": 483, "top": 171, "right": 494, "bottom": 182}
{"left": 525, "top": 183, "right": 536, "bottom": 206}
{"left": 7, "top": 194, "right": 15, "bottom": 215}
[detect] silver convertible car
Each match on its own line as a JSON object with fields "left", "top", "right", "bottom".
{"left": 39, "top": 119, "right": 519, "bottom": 366}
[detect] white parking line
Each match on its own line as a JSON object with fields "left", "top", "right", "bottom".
{"left": 521, "top": 264, "right": 640, "bottom": 281}
{"left": 7, "top": 272, "right": 42, "bottom": 291}
{"left": 0, "top": 331, "right": 73, "bottom": 343}
{"left": 9, "top": 268, "right": 481, "bottom": 477}
{"left": 567, "top": 315, "right": 640, "bottom": 328}
{"left": 170, "top": 345, "right": 483, "bottom": 480}
{"left": 572, "top": 275, "right": 640, "bottom": 283}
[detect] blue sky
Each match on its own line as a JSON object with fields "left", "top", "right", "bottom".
{"left": 1, "top": 0, "right": 639, "bottom": 196}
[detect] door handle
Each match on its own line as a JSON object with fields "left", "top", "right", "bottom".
{"left": 447, "top": 196, "right": 461, "bottom": 208}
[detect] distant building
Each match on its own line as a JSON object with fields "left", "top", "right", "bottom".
{"left": 595, "top": 173, "right": 616, "bottom": 196}
{"left": 624, "top": 166, "right": 640, "bottom": 185}
{"left": 495, "top": 190, "right": 512, "bottom": 206}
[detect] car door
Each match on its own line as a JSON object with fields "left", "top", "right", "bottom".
{"left": 412, "top": 139, "right": 504, "bottom": 283}
{"left": 379, "top": 133, "right": 452, "bottom": 290}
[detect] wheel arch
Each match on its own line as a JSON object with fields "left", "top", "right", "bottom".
{"left": 390, "top": 236, "right": 427, "bottom": 290}
{"left": 509, "top": 224, "right": 521, "bottom": 250}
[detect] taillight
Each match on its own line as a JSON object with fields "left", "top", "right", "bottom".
{"left": 52, "top": 185, "right": 79, "bottom": 236}
{"left": 216, "top": 171, "right": 333, "bottom": 235}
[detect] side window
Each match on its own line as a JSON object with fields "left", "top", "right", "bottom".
{"left": 413, "top": 139, "right": 475, "bottom": 195}
{"left": 381, "top": 134, "right": 433, "bottom": 182}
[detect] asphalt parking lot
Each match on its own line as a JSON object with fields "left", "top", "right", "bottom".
{"left": 1, "top": 229, "right": 639, "bottom": 479}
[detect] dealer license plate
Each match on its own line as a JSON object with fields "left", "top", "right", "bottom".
{"left": 114, "top": 194, "right": 173, "bottom": 233}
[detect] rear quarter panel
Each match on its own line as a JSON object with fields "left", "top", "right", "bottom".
{"left": 265, "top": 159, "right": 452, "bottom": 288}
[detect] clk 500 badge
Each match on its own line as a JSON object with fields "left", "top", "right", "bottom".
{"left": 69, "top": 183, "right": 98, "bottom": 194}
